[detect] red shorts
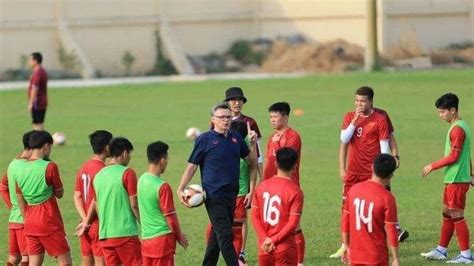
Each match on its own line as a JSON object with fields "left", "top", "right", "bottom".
{"left": 27, "top": 229, "right": 70, "bottom": 256}
{"left": 352, "top": 263, "right": 387, "bottom": 266}
{"left": 101, "top": 237, "right": 142, "bottom": 265}
{"left": 443, "top": 183, "right": 470, "bottom": 210}
{"left": 9, "top": 228, "right": 27, "bottom": 256}
{"left": 234, "top": 196, "right": 247, "bottom": 220}
{"left": 258, "top": 246, "right": 297, "bottom": 266}
{"left": 79, "top": 223, "right": 103, "bottom": 257}
{"left": 143, "top": 253, "right": 174, "bottom": 266}
{"left": 343, "top": 173, "right": 372, "bottom": 199}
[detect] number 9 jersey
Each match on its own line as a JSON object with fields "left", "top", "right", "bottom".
{"left": 251, "top": 176, "right": 304, "bottom": 255}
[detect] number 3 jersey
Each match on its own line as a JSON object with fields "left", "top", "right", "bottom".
{"left": 342, "top": 111, "right": 390, "bottom": 175}
{"left": 74, "top": 159, "right": 106, "bottom": 224}
{"left": 343, "top": 180, "right": 399, "bottom": 264}
{"left": 251, "top": 176, "right": 304, "bottom": 254}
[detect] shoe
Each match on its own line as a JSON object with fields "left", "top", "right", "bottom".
{"left": 446, "top": 254, "right": 473, "bottom": 264}
{"left": 421, "top": 248, "right": 448, "bottom": 260}
{"left": 398, "top": 230, "right": 410, "bottom": 242}
{"left": 329, "top": 245, "right": 346, "bottom": 259}
{"left": 238, "top": 252, "right": 247, "bottom": 266}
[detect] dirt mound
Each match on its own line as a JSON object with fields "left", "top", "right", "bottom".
{"left": 260, "top": 39, "right": 364, "bottom": 73}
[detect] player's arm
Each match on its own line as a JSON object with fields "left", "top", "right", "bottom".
{"left": 15, "top": 182, "right": 27, "bottom": 217}
{"left": 0, "top": 174, "right": 12, "bottom": 209}
{"left": 123, "top": 169, "right": 140, "bottom": 222}
{"left": 177, "top": 163, "right": 198, "bottom": 208}
{"left": 269, "top": 191, "right": 303, "bottom": 245}
{"left": 339, "top": 143, "right": 349, "bottom": 180}
{"left": 385, "top": 195, "right": 400, "bottom": 264}
{"left": 340, "top": 112, "right": 360, "bottom": 144}
{"left": 73, "top": 172, "right": 86, "bottom": 219}
{"left": 250, "top": 193, "right": 267, "bottom": 240}
{"left": 46, "top": 163, "right": 64, "bottom": 198}
{"left": 159, "top": 183, "right": 188, "bottom": 249}
{"left": 28, "top": 85, "right": 38, "bottom": 112}
{"left": 390, "top": 135, "right": 400, "bottom": 168}
{"left": 256, "top": 139, "right": 264, "bottom": 180}
{"left": 423, "top": 126, "right": 465, "bottom": 177}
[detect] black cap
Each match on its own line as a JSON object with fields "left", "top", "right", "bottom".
{"left": 224, "top": 87, "right": 247, "bottom": 103}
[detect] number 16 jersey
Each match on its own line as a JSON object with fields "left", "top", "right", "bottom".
{"left": 343, "top": 180, "right": 398, "bottom": 264}
{"left": 251, "top": 176, "right": 304, "bottom": 254}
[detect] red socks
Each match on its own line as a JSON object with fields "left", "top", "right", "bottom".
{"left": 439, "top": 213, "right": 455, "bottom": 248}
{"left": 233, "top": 222, "right": 243, "bottom": 255}
{"left": 453, "top": 217, "right": 470, "bottom": 251}
{"left": 295, "top": 229, "right": 305, "bottom": 264}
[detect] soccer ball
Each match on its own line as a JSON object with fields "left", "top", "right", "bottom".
{"left": 52, "top": 132, "right": 66, "bottom": 145}
{"left": 186, "top": 127, "right": 201, "bottom": 141}
{"left": 184, "top": 184, "right": 206, "bottom": 207}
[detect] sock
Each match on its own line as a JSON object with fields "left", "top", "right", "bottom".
{"left": 461, "top": 250, "right": 472, "bottom": 258}
{"left": 233, "top": 222, "right": 243, "bottom": 256}
{"left": 437, "top": 245, "right": 448, "bottom": 254}
{"left": 439, "top": 213, "right": 454, "bottom": 249}
{"left": 295, "top": 230, "right": 305, "bottom": 264}
{"left": 453, "top": 217, "right": 470, "bottom": 252}
{"left": 205, "top": 223, "right": 212, "bottom": 244}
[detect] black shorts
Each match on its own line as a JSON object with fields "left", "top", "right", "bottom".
{"left": 31, "top": 109, "right": 46, "bottom": 124}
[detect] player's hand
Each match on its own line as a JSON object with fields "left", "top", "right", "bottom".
{"left": 247, "top": 122, "right": 257, "bottom": 144}
{"left": 351, "top": 107, "right": 364, "bottom": 125}
{"left": 391, "top": 257, "right": 400, "bottom": 266}
{"left": 422, "top": 164, "right": 433, "bottom": 177}
{"left": 176, "top": 190, "right": 193, "bottom": 208}
{"left": 261, "top": 237, "right": 275, "bottom": 253}
{"left": 341, "top": 246, "right": 350, "bottom": 264}
{"left": 471, "top": 176, "right": 474, "bottom": 186}
{"left": 178, "top": 234, "right": 189, "bottom": 250}
{"left": 394, "top": 156, "right": 400, "bottom": 169}
{"left": 244, "top": 192, "right": 253, "bottom": 209}
{"left": 74, "top": 222, "right": 90, "bottom": 236}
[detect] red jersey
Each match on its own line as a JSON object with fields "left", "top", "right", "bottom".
{"left": 16, "top": 161, "right": 64, "bottom": 236}
{"left": 251, "top": 176, "right": 303, "bottom": 254}
{"left": 343, "top": 180, "right": 398, "bottom": 264}
{"left": 28, "top": 66, "right": 48, "bottom": 110}
{"left": 264, "top": 128, "right": 301, "bottom": 183}
{"left": 342, "top": 111, "right": 390, "bottom": 174}
{"left": 74, "top": 159, "right": 106, "bottom": 225}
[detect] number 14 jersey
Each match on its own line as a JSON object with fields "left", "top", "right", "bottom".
{"left": 251, "top": 176, "right": 304, "bottom": 254}
{"left": 343, "top": 180, "right": 398, "bottom": 264}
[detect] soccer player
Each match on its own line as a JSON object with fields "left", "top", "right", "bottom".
{"left": 252, "top": 147, "right": 304, "bottom": 266}
{"left": 420, "top": 93, "right": 473, "bottom": 263}
{"left": 79, "top": 137, "right": 142, "bottom": 265}
{"left": 224, "top": 86, "right": 263, "bottom": 263}
{"left": 15, "top": 130, "right": 72, "bottom": 265}
{"left": 263, "top": 102, "right": 305, "bottom": 265}
{"left": 138, "top": 141, "right": 188, "bottom": 266}
{"left": 73, "top": 130, "right": 113, "bottom": 266}
{"left": 342, "top": 154, "right": 400, "bottom": 266}
{"left": 177, "top": 103, "right": 257, "bottom": 266}
{"left": 0, "top": 130, "right": 35, "bottom": 266}
{"left": 331, "top": 86, "right": 392, "bottom": 258}
{"left": 28, "top": 52, "right": 48, "bottom": 130}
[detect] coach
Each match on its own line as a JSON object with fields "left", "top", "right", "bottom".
{"left": 177, "top": 103, "right": 257, "bottom": 266}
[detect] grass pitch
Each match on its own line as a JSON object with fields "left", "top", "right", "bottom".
{"left": 1, "top": 69, "right": 473, "bottom": 265}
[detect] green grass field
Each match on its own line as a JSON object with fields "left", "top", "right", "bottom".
{"left": 1, "top": 69, "right": 473, "bottom": 265}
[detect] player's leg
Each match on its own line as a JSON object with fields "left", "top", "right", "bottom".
{"left": 445, "top": 184, "right": 472, "bottom": 263}
{"left": 79, "top": 234, "right": 94, "bottom": 266}
{"left": 258, "top": 253, "right": 275, "bottom": 266}
{"left": 100, "top": 246, "right": 122, "bottom": 266}
{"left": 274, "top": 244, "right": 297, "bottom": 266}
{"left": 26, "top": 235, "right": 45, "bottom": 266}
{"left": 7, "top": 228, "right": 22, "bottom": 265}
{"left": 115, "top": 237, "right": 142, "bottom": 265}
{"left": 31, "top": 109, "right": 45, "bottom": 131}
{"left": 233, "top": 196, "right": 246, "bottom": 264}
{"left": 89, "top": 223, "right": 105, "bottom": 266}
{"left": 37, "top": 229, "right": 71, "bottom": 265}
{"left": 295, "top": 225, "right": 305, "bottom": 265}
{"left": 330, "top": 180, "right": 352, "bottom": 258}
{"left": 240, "top": 219, "right": 248, "bottom": 262}
{"left": 16, "top": 228, "right": 29, "bottom": 266}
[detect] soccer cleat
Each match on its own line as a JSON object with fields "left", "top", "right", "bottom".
{"left": 238, "top": 252, "right": 247, "bottom": 266}
{"left": 329, "top": 245, "right": 346, "bottom": 259}
{"left": 446, "top": 254, "right": 473, "bottom": 264}
{"left": 398, "top": 230, "right": 410, "bottom": 242}
{"left": 420, "top": 248, "right": 448, "bottom": 260}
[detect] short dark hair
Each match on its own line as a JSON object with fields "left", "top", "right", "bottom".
{"left": 230, "top": 120, "right": 248, "bottom": 139}
{"left": 147, "top": 141, "right": 169, "bottom": 164}
{"left": 31, "top": 52, "right": 43, "bottom": 64}
{"left": 276, "top": 147, "right": 298, "bottom": 172}
{"left": 109, "top": 137, "right": 134, "bottom": 157}
{"left": 435, "top": 93, "right": 459, "bottom": 111}
{"left": 89, "top": 130, "right": 113, "bottom": 154}
{"left": 22, "top": 130, "right": 36, "bottom": 149}
{"left": 356, "top": 86, "right": 374, "bottom": 100}
{"left": 29, "top": 130, "right": 53, "bottom": 149}
{"left": 268, "top": 102, "right": 291, "bottom": 116}
{"left": 211, "top": 102, "right": 231, "bottom": 116}
{"left": 373, "top": 154, "right": 396, "bottom": 179}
